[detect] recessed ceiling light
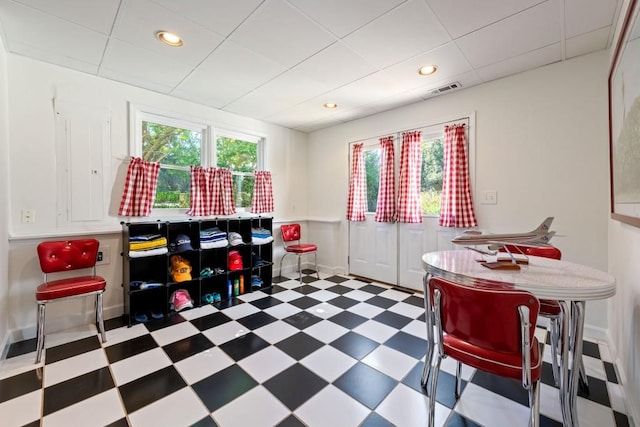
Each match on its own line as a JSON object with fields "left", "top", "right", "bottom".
{"left": 323, "top": 102, "right": 338, "bottom": 109}
{"left": 156, "top": 31, "right": 183, "bottom": 47}
{"left": 418, "top": 65, "right": 437, "bottom": 76}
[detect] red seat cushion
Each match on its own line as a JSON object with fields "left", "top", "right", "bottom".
{"left": 540, "top": 299, "right": 561, "bottom": 316}
{"left": 286, "top": 244, "right": 317, "bottom": 254}
{"left": 445, "top": 335, "right": 542, "bottom": 381}
{"left": 36, "top": 276, "right": 106, "bottom": 301}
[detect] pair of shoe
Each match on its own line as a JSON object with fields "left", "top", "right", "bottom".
{"left": 170, "top": 289, "right": 193, "bottom": 312}
{"left": 133, "top": 312, "right": 164, "bottom": 323}
{"left": 251, "top": 275, "right": 263, "bottom": 289}
{"left": 201, "top": 293, "right": 221, "bottom": 304}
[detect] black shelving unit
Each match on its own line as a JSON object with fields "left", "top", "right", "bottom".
{"left": 121, "top": 217, "right": 273, "bottom": 325}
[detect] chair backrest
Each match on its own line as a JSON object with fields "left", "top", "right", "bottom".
{"left": 500, "top": 244, "right": 561, "bottom": 260}
{"left": 281, "top": 224, "right": 301, "bottom": 244}
{"left": 37, "top": 239, "right": 100, "bottom": 274}
{"left": 428, "top": 277, "right": 539, "bottom": 355}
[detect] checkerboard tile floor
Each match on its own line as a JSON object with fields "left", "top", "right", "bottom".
{"left": 0, "top": 272, "right": 632, "bottom": 427}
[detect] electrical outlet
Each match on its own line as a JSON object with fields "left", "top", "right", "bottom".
{"left": 21, "top": 209, "right": 35, "bottom": 224}
{"left": 97, "top": 245, "right": 110, "bottom": 264}
{"left": 481, "top": 191, "right": 498, "bottom": 205}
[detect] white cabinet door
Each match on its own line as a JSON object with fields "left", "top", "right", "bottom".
{"left": 348, "top": 214, "right": 397, "bottom": 285}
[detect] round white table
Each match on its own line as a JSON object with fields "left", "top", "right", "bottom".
{"left": 421, "top": 250, "right": 616, "bottom": 426}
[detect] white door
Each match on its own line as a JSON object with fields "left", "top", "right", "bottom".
{"left": 348, "top": 214, "right": 397, "bottom": 285}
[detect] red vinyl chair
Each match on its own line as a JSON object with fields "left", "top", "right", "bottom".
{"left": 426, "top": 277, "right": 541, "bottom": 427}
{"left": 500, "top": 245, "right": 588, "bottom": 390}
{"left": 279, "top": 224, "right": 320, "bottom": 283}
{"left": 35, "top": 239, "right": 107, "bottom": 363}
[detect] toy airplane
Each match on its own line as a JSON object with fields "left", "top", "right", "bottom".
{"left": 451, "top": 217, "right": 556, "bottom": 250}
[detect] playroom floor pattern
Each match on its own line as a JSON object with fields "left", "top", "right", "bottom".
{"left": 0, "top": 272, "right": 632, "bottom": 427}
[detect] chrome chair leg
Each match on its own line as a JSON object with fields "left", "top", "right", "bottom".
{"left": 549, "top": 316, "right": 561, "bottom": 386}
{"left": 297, "top": 254, "right": 302, "bottom": 283}
{"left": 427, "top": 355, "right": 442, "bottom": 427}
{"left": 96, "top": 292, "right": 106, "bottom": 344}
{"left": 35, "top": 302, "right": 46, "bottom": 364}
{"left": 278, "top": 253, "right": 288, "bottom": 278}
{"left": 529, "top": 380, "right": 540, "bottom": 427}
{"left": 314, "top": 252, "right": 320, "bottom": 279}
{"left": 455, "top": 361, "right": 462, "bottom": 399}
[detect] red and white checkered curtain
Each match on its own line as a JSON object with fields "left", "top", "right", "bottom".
{"left": 187, "top": 166, "right": 215, "bottom": 216}
{"left": 212, "top": 168, "right": 236, "bottom": 216}
{"left": 347, "top": 143, "right": 366, "bottom": 221}
{"left": 375, "top": 136, "right": 396, "bottom": 222}
{"left": 397, "top": 131, "right": 423, "bottom": 223}
{"left": 251, "top": 170, "right": 274, "bottom": 213}
{"left": 439, "top": 124, "right": 477, "bottom": 227}
{"left": 118, "top": 157, "right": 161, "bottom": 216}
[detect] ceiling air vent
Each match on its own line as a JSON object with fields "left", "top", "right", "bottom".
{"left": 429, "top": 82, "right": 461, "bottom": 95}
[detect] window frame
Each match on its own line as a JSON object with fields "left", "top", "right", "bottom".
{"left": 129, "top": 103, "right": 265, "bottom": 216}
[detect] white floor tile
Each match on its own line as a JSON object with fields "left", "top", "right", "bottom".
{"left": 128, "top": 387, "right": 209, "bottom": 427}
{"left": 213, "top": 386, "right": 290, "bottom": 427}
{"left": 253, "top": 320, "right": 299, "bottom": 344}
{"left": 388, "top": 301, "right": 425, "bottom": 319}
{"left": 455, "top": 383, "right": 531, "bottom": 426}
{"left": 237, "top": 346, "right": 296, "bottom": 383}
{"left": 306, "top": 289, "right": 340, "bottom": 302}
{"left": 44, "top": 348, "right": 108, "bottom": 387}
{"left": 300, "top": 345, "right": 357, "bottom": 382}
{"left": 44, "top": 325, "right": 97, "bottom": 349}
{"left": 104, "top": 323, "right": 148, "bottom": 346}
{"left": 237, "top": 290, "right": 270, "bottom": 302}
{"left": 401, "top": 319, "right": 428, "bottom": 339}
{"left": 582, "top": 354, "right": 607, "bottom": 381}
{"left": 353, "top": 320, "right": 398, "bottom": 343}
{"left": 178, "top": 304, "right": 218, "bottom": 320}
{"left": 295, "top": 385, "right": 369, "bottom": 427}
{"left": 343, "top": 290, "right": 376, "bottom": 302}
{"left": 376, "top": 383, "right": 443, "bottom": 427}
{"left": 306, "top": 302, "right": 343, "bottom": 319}
{"left": 264, "top": 302, "right": 301, "bottom": 319}
{"left": 598, "top": 343, "right": 613, "bottom": 363}
{"left": 174, "top": 347, "right": 234, "bottom": 385}
{"left": 201, "top": 320, "right": 249, "bottom": 345}
{"left": 150, "top": 321, "right": 199, "bottom": 347}
{"left": 575, "top": 396, "right": 618, "bottom": 427}
{"left": 0, "top": 389, "right": 42, "bottom": 427}
{"left": 379, "top": 289, "right": 412, "bottom": 301}
{"left": 221, "top": 302, "right": 260, "bottom": 320}
{"left": 272, "top": 289, "right": 305, "bottom": 302}
{"left": 361, "top": 346, "right": 416, "bottom": 381}
{"left": 42, "top": 388, "right": 125, "bottom": 427}
{"left": 110, "top": 347, "right": 172, "bottom": 386}
{"left": 0, "top": 351, "right": 40, "bottom": 379}
{"left": 303, "top": 320, "right": 349, "bottom": 344}
{"left": 440, "top": 357, "right": 475, "bottom": 381}
{"left": 348, "top": 301, "right": 385, "bottom": 318}
{"left": 607, "top": 381, "right": 628, "bottom": 414}
{"left": 539, "top": 383, "right": 563, "bottom": 422}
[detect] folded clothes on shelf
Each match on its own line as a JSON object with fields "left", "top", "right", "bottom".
{"left": 129, "top": 247, "right": 168, "bottom": 258}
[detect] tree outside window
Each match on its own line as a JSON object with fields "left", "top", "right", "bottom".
{"left": 421, "top": 137, "right": 444, "bottom": 215}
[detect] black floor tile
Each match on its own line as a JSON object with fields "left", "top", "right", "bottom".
{"left": 328, "top": 311, "right": 368, "bottom": 329}
{"left": 301, "top": 269, "right": 317, "bottom": 275}
{"left": 373, "top": 311, "right": 412, "bottom": 329}
{"left": 22, "top": 421, "right": 41, "bottom": 427}
{"left": 105, "top": 418, "right": 130, "bottom": 427}
{"left": 289, "top": 296, "right": 322, "bottom": 310}
{"left": 144, "top": 313, "right": 187, "bottom": 332}
{"left": 324, "top": 275, "right": 350, "bottom": 284}
{"left": 403, "top": 295, "right": 426, "bottom": 308}
{"left": 431, "top": 368, "right": 467, "bottom": 409}
{"left": 191, "top": 416, "right": 219, "bottom": 427}
{"left": 190, "top": 312, "right": 232, "bottom": 331}
{"left": 219, "top": 332, "right": 270, "bottom": 361}
{"left": 361, "top": 412, "right": 394, "bottom": 426}
{"left": 6, "top": 338, "right": 37, "bottom": 358}
{"left": 471, "top": 370, "right": 529, "bottom": 407}
{"left": 327, "top": 295, "right": 360, "bottom": 309}
{"left": 540, "top": 361, "right": 559, "bottom": 388}
{"left": 296, "top": 285, "right": 321, "bottom": 295}
{"left": 214, "top": 298, "right": 245, "bottom": 310}
{"left": 354, "top": 277, "right": 372, "bottom": 284}
{"left": 237, "top": 311, "right": 278, "bottom": 330}
{"left": 366, "top": 295, "right": 397, "bottom": 309}
{"left": 43, "top": 366, "right": 115, "bottom": 416}
{"left": 45, "top": 336, "right": 102, "bottom": 364}
{"left": 270, "top": 277, "right": 291, "bottom": 284}
{"left": 0, "top": 369, "right": 42, "bottom": 404}
{"left": 330, "top": 331, "right": 379, "bottom": 360}
{"left": 325, "top": 284, "right": 353, "bottom": 294}
{"left": 192, "top": 364, "right": 258, "bottom": 412}
{"left": 162, "top": 333, "right": 215, "bottom": 363}
{"left": 300, "top": 275, "right": 319, "bottom": 284}
{"left": 118, "top": 366, "right": 186, "bottom": 413}
{"left": 275, "top": 332, "right": 324, "bottom": 360}
{"left": 359, "top": 284, "right": 387, "bottom": 294}
{"left": 444, "top": 412, "right": 483, "bottom": 427}
{"left": 582, "top": 340, "right": 601, "bottom": 359}
{"left": 334, "top": 362, "right": 396, "bottom": 409}
{"left": 250, "top": 296, "right": 284, "bottom": 309}
{"left": 263, "top": 363, "right": 328, "bottom": 410}
{"left": 105, "top": 316, "right": 129, "bottom": 331}
{"left": 104, "top": 334, "right": 159, "bottom": 364}
{"left": 282, "top": 311, "right": 322, "bottom": 330}
{"left": 577, "top": 375, "right": 610, "bottom": 407}
{"left": 277, "top": 414, "right": 307, "bottom": 427}
{"left": 604, "top": 361, "right": 618, "bottom": 383}
{"left": 384, "top": 331, "right": 427, "bottom": 359}
{"left": 614, "top": 410, "right": 631, "bottom": 427}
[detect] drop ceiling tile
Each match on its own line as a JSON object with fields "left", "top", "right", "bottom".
{"left": 228, "top": 0, "right": 335, "bottom": 68}
{"left": 565, "top": 27, "right": 611, "bottom": 58}
{"left": 224, "top": 70, "right": 329, "bottom": 118}
{"left": 150, "top": 0, "right": 263, "bottom": 37}
{"left": 564, "top": 0, "right": 618, "bottom": 38}
{"left": 112, "top": 0, "right": 224, "bottom": 66}
{"left": 172, "top": 40, "right": 286, "bottom": 108}
{"left": 343, "top": 0, "right": 451, "bottom": 69}
{"left": 331, "top": 71, "right": 407, "bottom": 107}
{"left": 426, "top": 0, "right": 543, "bottom": 39}
{"left": 292, "top": 42, "right": 377, "bottom": 89}
{"left": 5, "top": 40, "right": 99, "bottom": 74}
{"left": 474, "top": 43, "right": 561, "bottom": 82}
{"left": 0, "top": 0, "right": 108, "bottom": 64}
{"left": 384, "top": 42, "right": 472, "bottom": 91}
{"left": 100, "top": 38, "right": 194, "bottom": 89}
{"left": 264, "top": 96, "right": 342, "bottom": 128}
{"left": 99, "top": 66, "right": 174, "bottom": 94}
{"left": 13, "top": 0, "right": 120, "bottom": 34}
{"left": 288, "top": 0, "right": 406, "bottom": 37}
{"left": 456, "top": 0, "right": 560, "bottom": 69}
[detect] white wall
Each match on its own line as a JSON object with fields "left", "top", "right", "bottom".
{"left": 0, "top": 27, "right": 10, "bottom": 354}
{"left": 5, "top": 55, "right": 308, "bottom": 339}
{"left": 307, "top": 50, "right": 611, "bottom": 332}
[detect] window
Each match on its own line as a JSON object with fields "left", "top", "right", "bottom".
{"left": 131, "top": 105, "right": 263, "bottom": 211}
{"left": 421, "top": 135, "right": 444, "bottom": 215}
{"left": 364, "top": 148, "right": 380, "bottom": 213}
